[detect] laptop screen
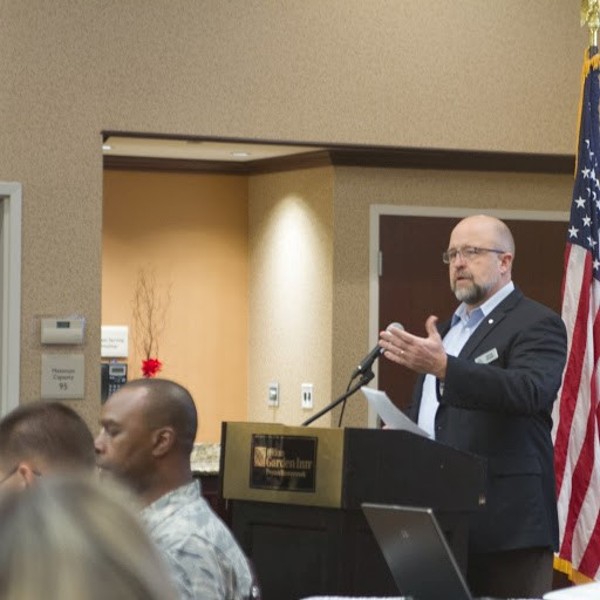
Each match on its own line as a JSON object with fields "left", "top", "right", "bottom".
{"left": 362, "top": 503, "right": 473, "bottom": 600}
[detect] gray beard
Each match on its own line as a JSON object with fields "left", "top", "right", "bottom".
{"left": 453, "top": 281, "right": 487, "bottom": 306}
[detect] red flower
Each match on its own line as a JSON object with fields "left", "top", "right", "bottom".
{"left": 142, "top": 358, "right": 162, "bottom": 378}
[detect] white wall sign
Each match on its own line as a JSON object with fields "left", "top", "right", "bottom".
{"left": 101, "top": 325, "right": 129, "bottom": 358}
{"left": 41, "top": 353, "right": 84, "bottom": 399}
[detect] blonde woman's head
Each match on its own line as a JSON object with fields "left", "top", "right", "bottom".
{"left": 0, "top": 474, "right": 176, "bottom": 600}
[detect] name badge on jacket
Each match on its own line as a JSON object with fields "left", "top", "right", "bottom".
{"left": 474, "top": 348, "right": 499, "bottom": 364}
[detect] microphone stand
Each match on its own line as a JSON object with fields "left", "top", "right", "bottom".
{"left": 300, "top": 370, "right": 374, "bottom": 427}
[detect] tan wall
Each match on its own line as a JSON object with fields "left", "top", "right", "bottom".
{"left": 0, "top": 1, "right": 585, "bottom": 429}
{"left": 102, "top": 170, "right": 248, "bottom": 442}
{"left": 248, "top": 167, "right": 334, "bottom": 426}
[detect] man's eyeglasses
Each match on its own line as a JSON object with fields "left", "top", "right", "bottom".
{"left": 442, "top": 246, "right": 506, "bottom": 264}
{"left": 0, "top": 466, "right": 19, "bottom": 486}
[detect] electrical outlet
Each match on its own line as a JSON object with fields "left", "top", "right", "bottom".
{"left": 268, "top": 382, "right": 279, "bottom": 407}
{"left": 301, "top": 383, "right": 313, "bottom": 409}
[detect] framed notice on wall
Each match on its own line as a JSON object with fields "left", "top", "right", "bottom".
{"left": 101, "top": 325, "right": 128, "bottom": 358}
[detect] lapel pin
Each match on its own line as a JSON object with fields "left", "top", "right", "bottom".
{"left": 488, "top": 318, "right": 494, "bottom": 324}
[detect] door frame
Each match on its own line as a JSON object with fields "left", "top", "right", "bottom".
{"left": 1, "top": 182, "right": 22, "bottom": 416}
{"left": 367, "top": 205, "right": 569, "bottom": 427}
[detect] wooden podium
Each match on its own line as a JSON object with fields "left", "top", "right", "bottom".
{"left": 220, "top": 422, "right": 485, "bottom": 600}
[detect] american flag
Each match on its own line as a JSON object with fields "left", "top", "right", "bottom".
{"left": 552, "top": 49, "right": 600, "bottom": 580}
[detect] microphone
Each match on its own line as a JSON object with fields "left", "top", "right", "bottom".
{"left": 350, "top": 322, "right": 404, "bottom": 380}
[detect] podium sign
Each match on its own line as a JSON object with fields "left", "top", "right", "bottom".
{"left": 250, "top": 433, "right": 317, "bottom": 492}
{"left": 222, "top": 422, "right": 345, "bottom": 507}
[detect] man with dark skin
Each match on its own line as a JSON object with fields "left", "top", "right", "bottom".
{"left": 95, "top": 378, "right": 256, "bottom": 600}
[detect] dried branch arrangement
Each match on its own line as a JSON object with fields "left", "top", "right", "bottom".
{"left": 131, "top": 267, "right": 171, "bottom": 377}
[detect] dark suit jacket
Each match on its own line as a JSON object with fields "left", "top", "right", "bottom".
{"left": 408, "top": 287, "right": 567, "bottom": 554}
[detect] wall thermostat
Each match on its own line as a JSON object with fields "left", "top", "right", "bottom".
{"left": 41, "top": 317, "right": 85, "bottom": 345}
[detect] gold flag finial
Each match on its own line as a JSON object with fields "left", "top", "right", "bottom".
{"left": 582, "top": 0, "right": 600, "bottom": 47}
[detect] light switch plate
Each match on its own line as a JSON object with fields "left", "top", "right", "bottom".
{"left": 268, "top": 382, "right": 279, "bottom": 407}
{"left": 301, "top": 383, "right": 313, "bottom": 409}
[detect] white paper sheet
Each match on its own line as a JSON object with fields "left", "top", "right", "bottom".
{"left": 361, "top": 387, "right": 430, "bottom": 438}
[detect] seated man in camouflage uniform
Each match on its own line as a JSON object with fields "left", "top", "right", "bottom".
{"left": 95, "top": 378, "right": 257, "bottom": 600}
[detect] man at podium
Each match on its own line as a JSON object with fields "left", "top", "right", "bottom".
{"left": 378, "top": 215, "right": 567, "bottom": 599}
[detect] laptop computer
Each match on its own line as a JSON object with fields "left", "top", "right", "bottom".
{"left": 362, "top": 502, "right": 474, "bottom": 600}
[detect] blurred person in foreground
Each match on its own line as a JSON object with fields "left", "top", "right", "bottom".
{"left": 379, "top": 215, "right": 567, "bottom": 598}
{"left": 95, "top": 378, "right": 257, "bottom": 600}
{"left": 0, "top": 473, "right": 177, "bottom": 600}
{"left": 0, "top": 400, "right": 95, "bottom": 489}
